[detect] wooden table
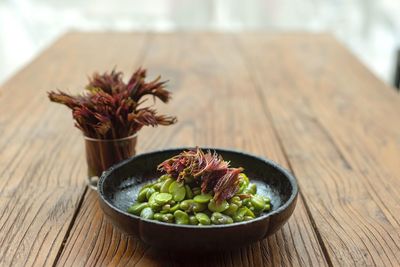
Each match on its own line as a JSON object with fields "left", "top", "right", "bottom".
{"left": 1, "top": 32, "right": 399, "bottom": 267}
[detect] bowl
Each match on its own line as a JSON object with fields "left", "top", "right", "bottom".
{"left": 97, "top": 147, "right": 298, "bottom": 251}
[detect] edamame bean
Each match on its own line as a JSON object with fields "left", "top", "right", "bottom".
{"left": 155, "top": 193, "right": 172, "bottom": 205}
{"left": 142, "top": 182, "right": 155, "bottom": 189}
{"left": 238, "top": 173, "right": 250, "bottom": 193}
{"left": 211, "top": 212, "right": 233, "bottom": 224}
{"left": 158, "top": 174, "right": 171, "bottom": 182}
{"left": 127, "top": 202, "right": 149, "bottom": 215}
{"left": 193, "top": 194, "right": 212, "bottom": 204}
{"left": 185, "top": 185, "right": 194, "bottom": 199}
{"left": 223, "top": 203, "right": 238, "bottom": 216}
{"left": 243, "top": 216, "right": 253, "bottom": 221}
{"left": 161, "top": 204, "right": 171, "bottom": 211}
{"left": 189, "top": 215, "right": 199, "bottom": 225}
{"left": 174, "top": 210, "right": 189, "bottom": 225}
{"left": 192, "top": 202, "right": 207, "bottom": 212}
{"left": 195, "top": 213, "right": 211, "bottom": 225}
{"left": 152, "top": 182, "right": 162, "bottom": 191}
{"left": 154, "top": 213, "right": 163, "bottom": 221}
{"left": 131, "top": 171, "right": 272, "bottom": 225}
{"left": 251, "top": 195, "right": 266, "bottom": 211}
{"left": 237, "top": 206, "right": 255, "bottom": 218}
{"left": 192, "top": 187, "right": 201, "bottom": 196}
{"left": 170, "top": 203, "right": 180, "bottom": 213}
{"left": 232, "top": 214, "right": 244, "bottom": 222}
{"left": 244, "top": 183, "right": 257, "bottom": 195}
{"left": 208, "top": 199, "right": 229, "bottom": 212}
{"left": 146, "top": 188, "right": 156, "bottom": 200}
{"left": 230, "top": 196, "right": 242, "bottom": 207}
{"left": 137, "top": 188, "right": 149, "bottom": 202}
{"left": 160, "top": 213, "right": 174, "bottom": 223}
{"left": 140, "top": 207, "right": 154, "bottom": 219}
{"left": 180, "top": 200, "right": 194, "bottom": 211}
{"left": 160, "top": 178, "right": 174, "bottom": 193}
{"left": 169, "top": 181, "right": 186, "bottom": 201}
{"left": 148, "top": 192, "right": 161, "bottom": 210}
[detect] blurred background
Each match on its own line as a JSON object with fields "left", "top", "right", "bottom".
{"left": 1, "top": 0, "right": 400, "bottom": 86}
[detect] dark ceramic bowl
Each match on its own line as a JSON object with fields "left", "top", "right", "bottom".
{"left": 98, "top": 148, "right": 298, "bottom": 251}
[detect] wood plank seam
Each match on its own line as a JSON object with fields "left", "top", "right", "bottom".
{"left": 232, "top": 35, "right": 334, "bottom": 267}
{"left": 51, "top": 186, "right": 88, "bottom": 267}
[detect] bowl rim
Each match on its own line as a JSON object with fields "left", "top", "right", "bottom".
{"left": 98, "top": 147, "right": 298, "bottom": 229}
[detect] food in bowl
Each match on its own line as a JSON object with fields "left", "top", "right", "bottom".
{"left": 127, "top": 147, "right": 271, "bottom": 225}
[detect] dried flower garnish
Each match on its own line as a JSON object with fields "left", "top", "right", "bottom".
{"left": 48, "top": 68, "right": 177, "bottom": 139}
{"left": 157, "top": 147, "right": 244, "bottom": 202}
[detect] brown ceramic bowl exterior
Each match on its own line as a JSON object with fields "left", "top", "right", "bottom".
{"left": 98, "top": 148, "right": 298, "bottom": 251}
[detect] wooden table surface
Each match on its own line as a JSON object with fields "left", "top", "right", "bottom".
{"left": 1, "top": 32, "right": 399, "bottom": 267}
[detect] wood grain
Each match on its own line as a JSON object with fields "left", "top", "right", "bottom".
{"left": 4, "top": 32, "right": 398, "bottom": 267}
{"left": 0, "top": 33, "right": 149, "bottom": 266}
{"left": 55, "top": 33, "right": 327, "bottom": 267}
{"left": 237, "top": 33, "right": 400, "bottom": 266}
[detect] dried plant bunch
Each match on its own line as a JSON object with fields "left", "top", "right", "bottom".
{"left": 48, "top": 68, "right": 177, "bottom": 139}
{"left": 158, "top": 147, "right": 244, "bottom": 203}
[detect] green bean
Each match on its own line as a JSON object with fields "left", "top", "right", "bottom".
{"left": 152, "top": 182, "right": 162, "bottom": 191}
{"left": 195, "top": 213, "right": 211, "bottom": 225}
{"left": 160, "top": 213, "right": 174, "bottom": 223}
{"left": 160, "top": 178, "right": 174, "bottom": 193}
{"left": 155, "top": 193, "right": 172, "bottom": 205}
{"left": 243, "top": 216, "right": 253, "bottom": 221}
{"left": 169, "top": 203, "right": 180, "bottom": 213}
{"left": 243, "top": 198, "right": 254, "bottom": 209}
{"left": 192, "top": 202, "right": 207, "bottom": 212}
{"left": 193, "top": 193, "right": 212, "bottom": 204}
{"left": 185, "top": 185, "right": 194, "bottom": 199}
{"left": 230, "top": 196, "right": 242, "bottom": 207}
{"left": 142, "top": 182, "right": 155, "bottom": 189}
{"left": 223, "top": 203, "right": 239, "bottom": 216}
{"left": 146, "top": 188, "right": 156, "bottom": 200}
{"left": 243, "top": 183, "right": 257, "bottom": 195}
{"left": 232, "top": 214, "right": 244, "bottom": 222}
{"left": 158, "top": 174, "right": 171, "bottom": 182}
{"left": 161, "top": 204, "right": 171, "bottom": 212}
{"left": 251, "top": 195, "right": 266, "bottom": 211}
{"left": 263, "top": 196, "right": 271, "bottom": 204}
{"left": 140, "top": 207, "right": 154, "bottom": 219}
{"left": 192, "top": 187, "right": 201, "bottom": 196}
{"left": 211, "top": 212, "right": 233, "bottom": 224}
{"left": 153, "top": 213, "right": 163, "bottom": 221}
{"left": 127, "top": 202, "right": 149, "bottom": 215}
{"left": 246, "top": 207, "right": 255, "bottom": 217}
{"left": 189, "top": 215, "right": 199, "bottom": 225}
{"left": 208, "top": 199, "right": 229, "bottom": 212}
{"left": 137, "top": 188, "right": 149, "bottom": 202}
{"left": 242, "top": 198, "right": 251, "bottom": 206}
{"left": 148, "top": 192, "right": 161, "bottom": 210}
{"left": 237, "top": 206, "right": 255, "bottom": 218}
{"left": 238, "top": 173, "right": 250, "bottom": 193}
{"left": 169, "top": 181, "right": 186, "bottom": 201}
{"left": 174, "top": 210, "right": 190, "bottom": 225}
{"left": 131, "top": 171, "right": 272, "bottom": 225}
{"left": 180, "top": 200, "right": 194, "bottom": 211}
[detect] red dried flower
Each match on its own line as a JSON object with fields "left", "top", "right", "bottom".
{"left": 157, "top": 147, "right": 244, "bottom": 202}
{"left": 48, "top": 67, "right": 177, "bottom": 139}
